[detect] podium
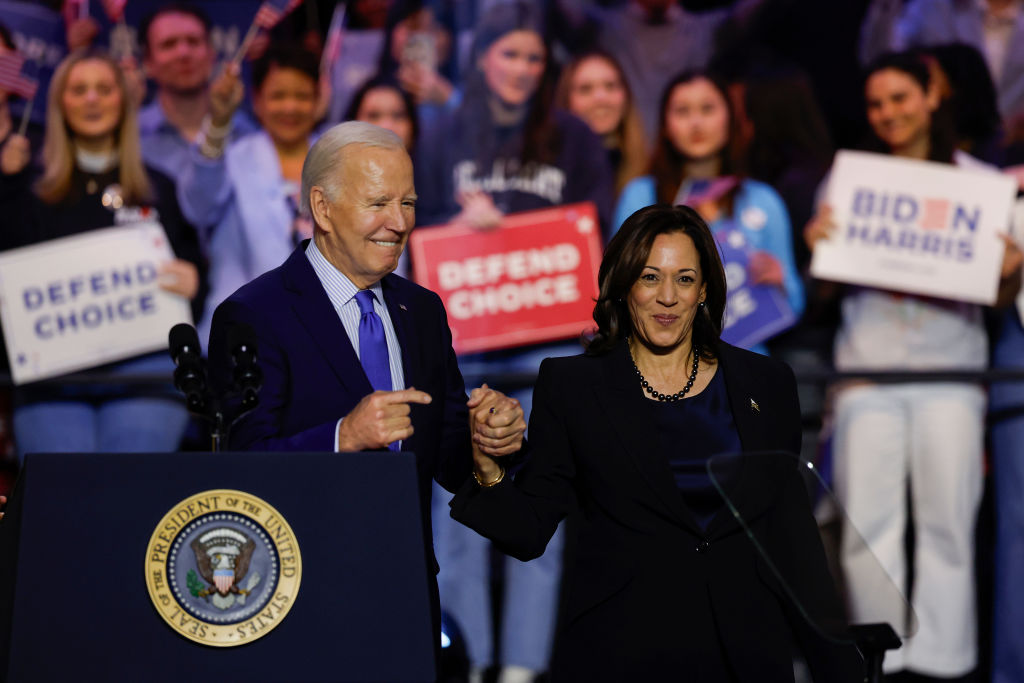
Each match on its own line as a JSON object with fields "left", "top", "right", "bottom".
{"left": 0, "top": 451, "right": 436, "bottom": 682}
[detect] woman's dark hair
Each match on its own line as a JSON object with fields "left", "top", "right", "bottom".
{"left": 586, "top": 204, "right": 725, "bottom": 359}
{"left": 251, "top": 44, "right": 320, "bottom": 93}
{"left": 862, "top": 50, "right": 956, "bottom": 163}
{"left": 649, "top": 71, "right": 746, "bottom": 212}
{"left": 927, "top": 43, "right": 1003, "bottom": 158}
{"left": 744, "top": 66, "right": 833, "bottom": 183}
{"left": 463, "top": 0, "right": 559, "bottom": 166}
{"left": 344, "top": 76, "right": 419, "bottom": 147}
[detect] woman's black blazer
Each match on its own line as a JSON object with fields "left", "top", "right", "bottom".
{"left": 450, "top": 340, "right": 863, "bottom": 682}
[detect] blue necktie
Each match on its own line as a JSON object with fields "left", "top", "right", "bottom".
{"left": 355, "top": 290, "right": 392, "bottom": 393}
{"left": 355, "top": 290, "right": 400, "bottom": 452}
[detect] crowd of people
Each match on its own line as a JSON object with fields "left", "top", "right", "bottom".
{"left": 3, "top": 1, "right": 1024, "bottom": 682}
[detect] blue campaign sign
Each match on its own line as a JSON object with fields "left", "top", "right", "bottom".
{"left": 0, "top": 1, "right": 66, "bottom": 124}
{"left": 716, "top": 225, "right": 796, "bottom": 349}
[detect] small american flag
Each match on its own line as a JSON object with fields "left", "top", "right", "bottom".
{"left": 254, "top": 0, "right": 302, "bottom": 29}
{"left": 920, "top": 198, "right": 950, "bottom": 230}
{"left": 678, "top": 176, "right": 739, "bottom": 207}
{"left": 0, "top": 54, "right": 38, "bottom": 101}
{"left": 100, "top": 0, "right": 126, "bottom": 22}
{"left": 320, "top": 2, "right": 346, "bottom": 73}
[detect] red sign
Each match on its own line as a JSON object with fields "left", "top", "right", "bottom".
{"left": 410, "top": 202, "right": 602, "bottom": 354}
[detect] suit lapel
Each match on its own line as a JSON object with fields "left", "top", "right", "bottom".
{"left": 595, "top": 344, "right": 704, "bottom": 535}
{"left": 283, "top": 244, "right": 373, "bottom": 397}
{"left": 381, "top": 275, "right": 418, "bottom": 391}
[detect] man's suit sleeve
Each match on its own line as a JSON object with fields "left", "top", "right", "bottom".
{"left": 210, "top": 298, "right": 337, "bottom": 451}
{"left": 432, "top": 295, "right": 475, "bottom": 492}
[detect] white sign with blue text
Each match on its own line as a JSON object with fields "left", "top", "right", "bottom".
{"left": 0, "top": 223, "right": 192, "bottom": 384}
{"left": 811, "top": 150, "right": 1016, "bottom": 305}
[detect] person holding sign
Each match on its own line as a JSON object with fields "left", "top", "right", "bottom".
{"left": 803, "top": 51, "right": 1022, "bottom": 682}
{"left": 178, "top": 44, "right": 323, "bottom": 345}
{"left": 414, "top": 4, "right": 613, "bottom": 680}
{"left": 451, "top": 204, "right": 863, "bottom": 682}
{"left": 613, "top": 71, "right": 805, "bottom": 355}
{"left": 0, "top": 48, "right": 205, "bottom": 459}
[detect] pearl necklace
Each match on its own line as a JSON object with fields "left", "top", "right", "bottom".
{"left": 629, "top": 341, "right": 700, "bottom": 402}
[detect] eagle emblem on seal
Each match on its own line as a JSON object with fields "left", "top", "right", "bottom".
{"left": 187, "top": 527, "right": 262, "bottom": 610}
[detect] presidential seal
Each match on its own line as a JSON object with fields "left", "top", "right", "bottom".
{"left": 144, "top": 489, "right": 301, "bottom": 647}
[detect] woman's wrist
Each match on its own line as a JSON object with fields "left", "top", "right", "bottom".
{"left": 472, "top": 459, "right": 505, "bottom": 487}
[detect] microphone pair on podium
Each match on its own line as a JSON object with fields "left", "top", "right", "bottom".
{"left": 168, "top": 323, "right": 263, "bottom": 451}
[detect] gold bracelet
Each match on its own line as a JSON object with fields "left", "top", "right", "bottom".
{"left": 473, "top": 465, "right": 505, "bottom": 488}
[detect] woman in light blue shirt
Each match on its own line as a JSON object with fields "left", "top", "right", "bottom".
{"left": 179, "top": 45, "right": 322, "bottom": 346}
{"left": 613, "top": 71, "right": 803, "bottom": 354}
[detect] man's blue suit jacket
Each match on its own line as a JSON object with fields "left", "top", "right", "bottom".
{"left": 208, "top": 242, "right": 474, "bottom": 570}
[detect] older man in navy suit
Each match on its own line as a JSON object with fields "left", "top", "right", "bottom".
{"left": 208, "top": 121, "right": 525, "bottom": 644}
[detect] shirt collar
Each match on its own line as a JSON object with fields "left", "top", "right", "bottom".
{"left": 305, "top": 239, "right": 385, "bottom": 310}
{"left": 138, "top": 100, "right": 179, "bottom": 137}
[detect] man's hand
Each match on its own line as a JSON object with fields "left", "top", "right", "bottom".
{"left": 0, "top": 494, "right": 6, "bottom": 522}
{"left": 337, "top": 388, "right": 433, "bottom": 451}
{"left": 466, "top": 384, "right": 526, "bottom": 484}
{"left": 209, "top": 62, "right": 244, "bottom": 129}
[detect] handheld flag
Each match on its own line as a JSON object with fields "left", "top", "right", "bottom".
{"left": 0, "top": 54, "right": 38, "bottom": 101}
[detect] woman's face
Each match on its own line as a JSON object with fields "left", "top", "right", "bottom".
{"left": 253, "top": 65, "right": 318, "bottom": 147}
{"left": 356, "top": 86, "right": 414, "bottom": 149}
{"left": 865, "top": 67, "right": 937, "bottom": 155}
{"left": 62, "top": 59, "right": 123, "bottom": 143}
{"left": 628, "top": 231, "right": 707, "bottom": 352}
{"left": 567, "top": 56, "right": 627, "bottom": 137}
{"left": 479, "top": 30, "right": 546, "bottom": 107}
{"left": 663, "top": 77, "right": 729, "bottom": 161}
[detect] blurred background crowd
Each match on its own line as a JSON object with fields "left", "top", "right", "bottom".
{"left": 2, "top": 0, "right": 1024, "bottom": 681}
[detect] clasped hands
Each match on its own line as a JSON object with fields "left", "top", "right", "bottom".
{"left": 335, "top": 385, "right": 526, "bottom": 466}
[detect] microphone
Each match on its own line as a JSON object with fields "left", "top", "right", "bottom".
{"left": 168, "top": 323, "right": 207, "bottom": 413}
{"left": 228, "top": 322, "right": 262, "bottom": 410}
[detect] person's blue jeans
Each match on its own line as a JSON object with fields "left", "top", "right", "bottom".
{"left": 13, "top": 353, "right": 189, "bottom": 461}
{"left": 990, "top": 309, "right": 1024, "bottom": 683}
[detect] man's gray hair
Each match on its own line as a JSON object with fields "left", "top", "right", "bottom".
{"left": 300, "top": 121, "right": 405, "bottom": 215}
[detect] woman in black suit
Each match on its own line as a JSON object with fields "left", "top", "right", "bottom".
{"left": 453, "top": 204, "right": 863, "bottom": 682}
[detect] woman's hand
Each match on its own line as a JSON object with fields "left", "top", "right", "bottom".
{"left": 118, "top": 56, "right": 147, "bottom": 109}
{"left": 158, "top": 259, "right": 200, "bottom": 299}
{"left": 995, "top": 233, "right": 1024, "bottom": 308}
{"left": 453, "top": 190, "right": 503, "bottom": 230}
{"left": 65, "top": 17, "right": 100, "bottom": 51}
{"left": 0, "top": 134, "right": 30, "bottom": 176}
{"left": 804, "top": 204, "right": 835, "bottom": 250}
{"left": 398, "top": 61, "right": 453, "bottom": 105}
{"left": 748, "top": 250, "right": 784, "bottom": 286}
{"left": 209, "top": 62, "right": 244, "bottom": 129}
